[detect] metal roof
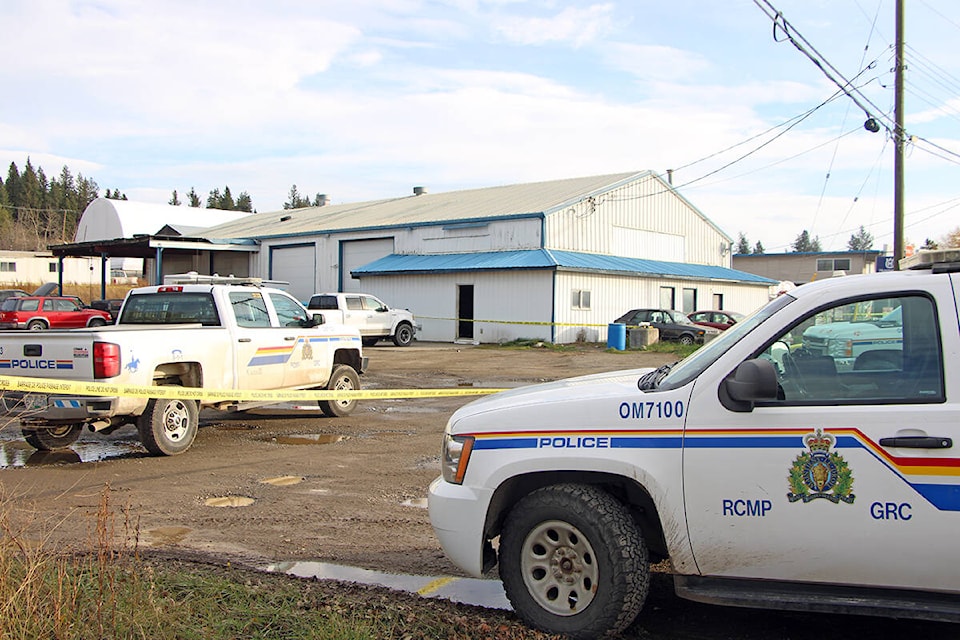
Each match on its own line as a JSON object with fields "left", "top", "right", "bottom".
{"left": 200, "top": 172, "right": 645, "bottom": 240}
{"left": 353, "top": 249, "right": 777, "bottom": 284}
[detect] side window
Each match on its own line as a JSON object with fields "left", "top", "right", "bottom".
{"left": 757, "top": 294, "right": 942, "bottom": 405}
{"left": 43, "top": 299, "right": 56, "bottom": 311}
{"left": 21, "top": 300, "right": 39, "bottom": 312}
{"left": 362, "top": 296, "right": 383, "bottom": 311}
{"left": 345, "top": 297, "right": 363, "bottom": 310}
{"left": 271, "top": 293, "right": 309, "bottom": 327}
{"left": 230, "top": 292, "right": 271, "bottom": 328}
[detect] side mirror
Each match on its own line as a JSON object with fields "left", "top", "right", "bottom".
{"left": 303, "top": 312, "right": 324, "bottom": 327}
{"left": 719, "top": 358, "right": 779, "bottom": 412}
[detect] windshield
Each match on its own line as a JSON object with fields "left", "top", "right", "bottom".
{"left": 658, "top": 294, "right": 795, "bottom": 390}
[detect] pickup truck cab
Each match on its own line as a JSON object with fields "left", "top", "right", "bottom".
{"left": 429, "top": 250, "right": 960, "bottom": 638}
{"left": 1, "top": 275, "right": 365, "bottom": 456}
{"left": 307, "top": 292, "right": 417, "bottom": 347}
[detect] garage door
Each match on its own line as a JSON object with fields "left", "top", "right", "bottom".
{"left": 270, "top": 244, "right": 316, "bottom": 302}
{"left": 340, "top": 238, "right": 394, "bottom": 292}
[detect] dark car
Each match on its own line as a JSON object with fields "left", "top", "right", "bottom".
{"left": 688, "top": 309, "right": 744, "bottom": 331}
{"left": 0, "top": 296, "right": 111, "bottom": 330}
{"left": 90, "top": 298, "right": 124, "bottom": 322}
{"left": 0, "top": 289, "right": 29, "bottom": 302}
{"left": 614, "top": 308, "right": 709, "bottom": 345}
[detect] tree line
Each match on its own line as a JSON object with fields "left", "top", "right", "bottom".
{"left": 736, "top": 225, "right": 880, "bottom": 255}
{"left": 0, "top": 158, "right": 326, "bottom": 252}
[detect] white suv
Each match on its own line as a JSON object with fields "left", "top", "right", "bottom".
{"left": 429, "top": 250, "right": 960, "bottom": 638}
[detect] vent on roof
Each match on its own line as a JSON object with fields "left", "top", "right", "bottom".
{"left": 413, "top": 186, "right": 428, "bottom": 196}
{"left": 317, "top": 194, "right": 329, "bottom": 206}
{"left": 280, "top": 215, "right": 292, "bottom": 222}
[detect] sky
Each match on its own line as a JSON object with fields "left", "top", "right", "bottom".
{"left": 2, "top": 0, "right": 959, "bottom": 254}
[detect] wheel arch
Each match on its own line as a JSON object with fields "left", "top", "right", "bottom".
{"left": 332, "top": 348, "right": 363, "bottom": 374}
{"left": 151, "top": 362, "right": 203, "bottom": 390}
{"left": 484, "top": 470, "right": 669, "bottom": 566}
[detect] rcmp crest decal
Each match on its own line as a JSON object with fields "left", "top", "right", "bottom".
{"left": 787, "top": 429, "right": 855, "bottom": 504}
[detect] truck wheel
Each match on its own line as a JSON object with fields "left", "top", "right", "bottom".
{"left": 137, "top": 396, "right": 198, "bottom": 456}
{"left": 678, "top": 333, "right": 695, "bottom": 345}
{"left": 318, "top": 365, "right": 360, "bottom": 417}
{"left": 27, "top": 319, "right": 46, "bottom": 331}
{"left": 392, "top": 322, "right": 414, "bottom": 347}
{"left": 22, "top": 424, "right": 83, "bottom": 450}
{"left": 362, "top": 337, "right": 379, "bottom": 347}
{"left": 499, "top": 484, "right": 648, "bottom": 639}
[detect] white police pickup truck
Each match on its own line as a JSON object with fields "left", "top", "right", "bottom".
{"left": 428, "top": 250, "right": 960, "bottom": 638}
{"left": 0, "top": 275, "right": 365, "bottom": 456}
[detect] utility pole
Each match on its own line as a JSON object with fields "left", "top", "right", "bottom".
{"left": 893, "top": 0, "right": 905, "bottom": 267}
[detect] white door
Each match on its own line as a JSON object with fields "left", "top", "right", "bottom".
{"left": 270, "top": 244, "right": 316, "bottom": 302}
{"left": 683, "top": 289, "right": 960, "bottom": 592}
{"left": 340, "top": 238, "right": 394, "bottom": 292}
{"left": 228, "top": 290, "right": 294, "bottom": 391}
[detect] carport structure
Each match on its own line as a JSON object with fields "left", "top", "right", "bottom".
{"left": 48, "top": 234, "right": 258, "bottom": 299}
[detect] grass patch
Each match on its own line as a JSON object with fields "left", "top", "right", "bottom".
{"left": 0, "top": 485, "right": 555, "bottom": 640}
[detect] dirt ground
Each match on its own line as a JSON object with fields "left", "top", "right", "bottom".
{"left": 0, "top": 343, "right": 955, "bottom": 639}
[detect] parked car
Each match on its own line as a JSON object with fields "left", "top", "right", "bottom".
{"left": 0, "top": 296, "right": 111, "bottom": 330}
{"left": 307, "top": 292, "right": 418, "bottom": 346}
{"left": 688, "top": 309, "right": 745, "bottom": 331}
{"left": 614, "top": 308, "right": 712, "bottom": 344}
{"left": 0, "top": 289, "right": 29, "bottom": 302}
{"left": 90, "top": 298, "right": 125, "bottom": 322}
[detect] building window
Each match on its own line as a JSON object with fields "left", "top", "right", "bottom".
{"left": 0, "top": 262, "right": 15, "bottom": 272}
{"left": 817, "top": 258, "right": 852, "bottom": 272}
{"left": 660, "top": 286, "right": 675, "bottom": 310}
{"left": 713, "top": 293, "right": 724, "bottom": 309}
{"left": 571, "top": 289, "right": 591, "bottom": 310}
{"left": 48, "top": 262, "right": 60, "bottom": 273}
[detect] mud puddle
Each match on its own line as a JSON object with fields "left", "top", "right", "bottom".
{"left": 0, "top": 433, "right": 145, "bottom": 468}
{"left": 265, "top": 561, "right": 510, "bottom": 611}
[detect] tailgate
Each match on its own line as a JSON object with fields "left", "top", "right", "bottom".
{"left": 0, "top": 331, "right": 98, "bottom": 380}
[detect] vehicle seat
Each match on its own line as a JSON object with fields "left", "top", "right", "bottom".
{"left": 853, "top": 350, "right": 902, "bottom": 371}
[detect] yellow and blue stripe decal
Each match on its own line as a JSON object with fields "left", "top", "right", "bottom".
{"left": 247, "top": 335, "right": 361, "bottom": 367}
{"left": 467, "top": 427, "right": 960, "bottom": 511}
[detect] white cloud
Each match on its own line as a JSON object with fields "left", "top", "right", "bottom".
{"left": 493, "top": 3, "right": 615, "bottom": 47}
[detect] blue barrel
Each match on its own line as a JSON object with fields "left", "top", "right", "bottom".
{"left": 607, "top": 323, "right": 626, "bottom": 350}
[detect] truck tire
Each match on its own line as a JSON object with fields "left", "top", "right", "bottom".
{"left": 22, "top": 424, "right": 83, "bottom": 450}
{"left": 137, "top": 396, "right": 198, "bottom": 456}
{"left": 392, "top": 322, "right": 414, "bottom": 347}
{"left": 318, "top": 364, "right": 360, "bottom": 417}
{"left": 362, "top": 337, "right": 379, "bottom": 347}
{"left": 27, "top": 319, "right": 46, "bottom": 331}
{"left": 499, "top": 484, "right": 649, "bottom": 639}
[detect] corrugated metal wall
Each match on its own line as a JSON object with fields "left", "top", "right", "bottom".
{"left": 357, "top": 271, "right": 553, "bottom": 343}
{"left": 545, "top": 174, "right": 731, "bottom": 266}
{"left": 553, "top": 271, "right": 771, "bottom": 343}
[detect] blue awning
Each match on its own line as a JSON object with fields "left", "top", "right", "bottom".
{"left": 353, "top": 249, "right": 776, "bottom": 284}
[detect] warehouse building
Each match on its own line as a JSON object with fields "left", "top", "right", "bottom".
{"left": 195, "top": 171, "right": 774, "bottom": 344}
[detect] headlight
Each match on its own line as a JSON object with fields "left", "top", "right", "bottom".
{"left": 441, "top": 433, "right": 475, "bottom": 485}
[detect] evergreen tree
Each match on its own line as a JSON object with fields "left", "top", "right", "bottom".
{"left": 5, "top": 162, "right": 21, "bottom": 211}
{"left": 284, "top": 184, "right": 311, "bottom": 209}
{"left": 169, "top": 190, "right": 181, "bottom": 206}
{"left": 847, "top": 225, "right": 874, "bottom": 251}
{"left": 792, "top": 230, "right": 821, "bottom": 252}
{"left": 235, "top": 191, "right": 253, "bottom": 212}
{"left": 753, "top": 240, "right": 764, "bottom": 254}
{"left": 187, "top": 187, "right": 201, "bottom": 207}
{"left": 735, "top": 232, "right": 750, "bottom": 254}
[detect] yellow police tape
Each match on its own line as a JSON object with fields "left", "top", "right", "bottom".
{"left": 418, "top": 315, "right": 613, "bottom": 328}
{"left": 0, "top": 375, "right": 507, "bottom": 402}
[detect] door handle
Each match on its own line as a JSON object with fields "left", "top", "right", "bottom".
{"left": 284, "top": 336, "right": 296, "bottom": 341}
{"left": 238, "top": 338, "right": 251, "bottom": 343}
{"left": 879, "top": 436, "right": 952, "bottom": 449}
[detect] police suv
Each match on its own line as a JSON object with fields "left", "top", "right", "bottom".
{"left": 428, "top": 250, "right": 960, "bottom": 638}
